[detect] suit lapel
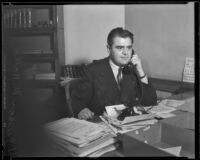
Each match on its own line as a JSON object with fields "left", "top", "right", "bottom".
{"left": 98, "top": 58, "right": 120, "bottom": 103}
{"left": 120, "top": 73, "right": 137, "bottom": 104}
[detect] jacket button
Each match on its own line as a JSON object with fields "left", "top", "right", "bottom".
{"left": 135, "top": 97, "right": 138, "bottom": 101}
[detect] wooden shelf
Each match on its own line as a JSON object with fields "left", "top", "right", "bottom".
{"left": 18, "top": 53, "right": 56, "bottom": 62}
{"left": 3, "top": 4, "right": 54, "bottom": 10}
{"left": 3, "top": 5, "right": 65, "bottom": 126}
{"left": 17, "top": 79, "right": 58, "bottom": 88}
{"left": 5, "top": 27, "right": 56, "bottom": 36}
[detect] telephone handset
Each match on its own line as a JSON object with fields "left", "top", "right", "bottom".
{"left": 122, "top": 49, "right": 137, "bottom": 75}
{"left": 118, "top": 49, "right": 146, "bottom": 121}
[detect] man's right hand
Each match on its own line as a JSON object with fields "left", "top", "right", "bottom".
{"left": 78, "top": 108, "right": 94, "bottom": 120}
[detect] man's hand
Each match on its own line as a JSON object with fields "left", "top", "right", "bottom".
{"left": 131, "top": 54, "right": 143, "bottom": 74}
{"left": 131, "top": 54, "right": 148, "bottom": 84}
{"left": 78, "top": 108, "right": 94, "bottom": 120}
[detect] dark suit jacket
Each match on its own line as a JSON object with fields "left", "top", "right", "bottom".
{"left": 70, "top": 57, "right": 157, "bottom": 117}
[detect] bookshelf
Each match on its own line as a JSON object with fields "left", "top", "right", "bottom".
{"left": 3, "top": 4, "right": 64, "bottom": 89}
{"left": 3, "top": 4, "right": 65, "bottom": 156}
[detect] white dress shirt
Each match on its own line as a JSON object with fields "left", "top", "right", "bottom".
{"left": 109, "top": 59, "right": 123, "bottom": 85}
{"left": 109, "top": 58, "right": 148, "bottom": 85}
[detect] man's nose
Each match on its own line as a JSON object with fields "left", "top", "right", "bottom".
{"left": 122, "top": 48, "right": 129, "bottom": 55}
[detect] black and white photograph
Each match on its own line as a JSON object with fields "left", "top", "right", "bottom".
{"left": 2, "top": 1, "right": 197, "bottom": 158}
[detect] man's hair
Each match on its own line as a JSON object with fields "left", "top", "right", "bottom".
{"left": 107, "top": 27, "right": 134, "bottom": 47}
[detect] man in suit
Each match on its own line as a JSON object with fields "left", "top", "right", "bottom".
{"left": 70, "top": 27, "right": 157, "bottom": 120}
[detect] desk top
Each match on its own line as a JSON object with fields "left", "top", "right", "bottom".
{"left": 103, "top": 134, "right": 174, "bottom": 157}
{"left": 102, "top": 91, "right": 195, "bottom": 157}
{"left": 36, "top": 91, "right": 194, "bottom": 157}
{"left": 161, "top": 91, "right": 194, "bottom": 129}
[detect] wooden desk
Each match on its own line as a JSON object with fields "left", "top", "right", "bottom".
{"left": 102, "top": 133, "right": 174, "bottom": 157}
{"left": 103, "top": 91, "right": 195, "bottom": 157}
{"left": 32, "top": 91, "right": 194, "bottom": 157}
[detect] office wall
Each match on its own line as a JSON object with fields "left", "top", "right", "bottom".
{"left": 63, "top": 5, "right": 125, "bottom": 64}
{"left": 125, "top": 3, "right": 194, "bottom": 81}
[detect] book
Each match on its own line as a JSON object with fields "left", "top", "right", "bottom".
{"left": 35, "top": 73, "right": 56, "bottom": 80}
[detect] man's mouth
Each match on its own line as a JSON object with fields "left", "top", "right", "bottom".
{"left": 121, "top": 57, "right": 129, "bottom": 60}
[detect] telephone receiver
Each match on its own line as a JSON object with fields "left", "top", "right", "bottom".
{"left": 122, "top": 49, "right": 137, "bottom": 75}
{"left": 118, "top": 49, "right": 145, "bottom": 121}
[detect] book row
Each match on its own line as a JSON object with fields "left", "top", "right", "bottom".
{"left": 3, "top": 8, "right": 53, "bottom": 29}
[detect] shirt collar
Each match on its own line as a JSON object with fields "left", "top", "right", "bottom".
{"left": 109, "top": 58, "right": 120, "bottom": 71}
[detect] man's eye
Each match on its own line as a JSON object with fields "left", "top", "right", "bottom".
{"left": 116, "top": 47, "right": 123, "bottom": 49}
{"left": 128, "top": 46, "right": 132, "bottom": 50}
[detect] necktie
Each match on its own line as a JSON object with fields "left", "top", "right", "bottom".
{"left": 117, "top": 67, "right": 123, "bottom": 89}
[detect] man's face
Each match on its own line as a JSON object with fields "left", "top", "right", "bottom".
{"left": 108, "top": 36, "right": 133, "bottom": 67}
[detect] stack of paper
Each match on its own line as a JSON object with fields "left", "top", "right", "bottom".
{"left": 145, "top": 99, "right": 188, "bottom": 118}
{"left": 102, "top": 114, "right": 157, "bottom": 134}
{"left": 44, "top": 118, "right": 119, "bottom": 157}
{"left": 101, "top": 104, "right": 158, "bottom": 134}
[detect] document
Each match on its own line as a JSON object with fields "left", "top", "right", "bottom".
{"left": 101, "top": 112, "right": 158, "bottom": 134}
{"left": 156, "top": 113, "right": 176, "bottom": 119}
{"left": 160, "top": 99, "right": 185, "bottom": 108}
{"left": 183, "top": 57, "right": 194, "bottom": 83}
{"left": 99, "top": 116, "right": 118, "bottom": 135}
{"left": 148, "top": 103, "right": 176, "bottom": 114}
{"left": 105, "top": 104, "right": 126, "bottom": 118}
{"left": 177, "top": 97, "right": 194, "bottom": 113}
{"left": 121, "top": 113, "right": 156, "bottom": 125}
{"left": 121, "top": 119, "right": 158, "bottom": 128}
{"left": 45, "top": 117, "right": 105, "bottom": 146}
{"left": 118, "top": 119, "right": 158, "bottom": 134}
{"left": 87, "top": 143, "right": 119, "bottom": 157}
{"left": 50, "top": 132, "right": 116, "bottom": 157}
{"left": 105, "top": 104, "right": 156, "bottom": 124}
{"left": 158, "top": 146, "right": 182, "bottom": 157}
{"left": 45, "top": 117, "right": 119, "bottom": 157}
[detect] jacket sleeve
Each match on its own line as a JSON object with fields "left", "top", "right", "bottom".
{"left": 139, "top": 79, "right": 157, "bottom": 106}
{"left": 69, "top": 66, "right": 93, "bottom": 117}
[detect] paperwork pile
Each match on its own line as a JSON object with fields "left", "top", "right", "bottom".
{"left": 101, "top": 99, "right": 188, "bottom": 134}
{"left": 44, "top": 118, "right": 119, "bottom": 157}
{"left": 101, "top": 104, "right": 158, "bottom": 134}
{"left": 145, "top": 99, "right": 186, "bottom": 118}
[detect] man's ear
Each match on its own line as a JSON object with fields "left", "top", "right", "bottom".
{"left": 107, "top": 45, "right": 111, "bottom": 54}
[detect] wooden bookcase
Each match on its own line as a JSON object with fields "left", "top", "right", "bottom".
{"left": 2, "top": 4, "right": 65, "bottom": 156}
{"left": 3, "top": 5, "right": 64, "bottom": 88}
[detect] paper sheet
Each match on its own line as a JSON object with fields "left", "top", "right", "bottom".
{"left": 122, "top": 113, "right": 156, "bottom": 124}
{"left": 178, "top": 97, "right": 194, "bottom": 113}
{"left": 148, "top": 103, "right": 176, "bottom": 114}
{"left": 45, "top": 118, "right": 104, "bottom": 145}
{"left": 156, "top": 113, "right": 176, "bottom": 118}
{"left": 160, "top": 99, "right": 185, "bottom": 108}
{"left": 158, "top": 146, "right": 182, "bottom": 157}
{"left": 105, "top": 104, "right": 126, "bottom": 118}
{"left": 101, "top": 114, "right": 158, "bottom": 134}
